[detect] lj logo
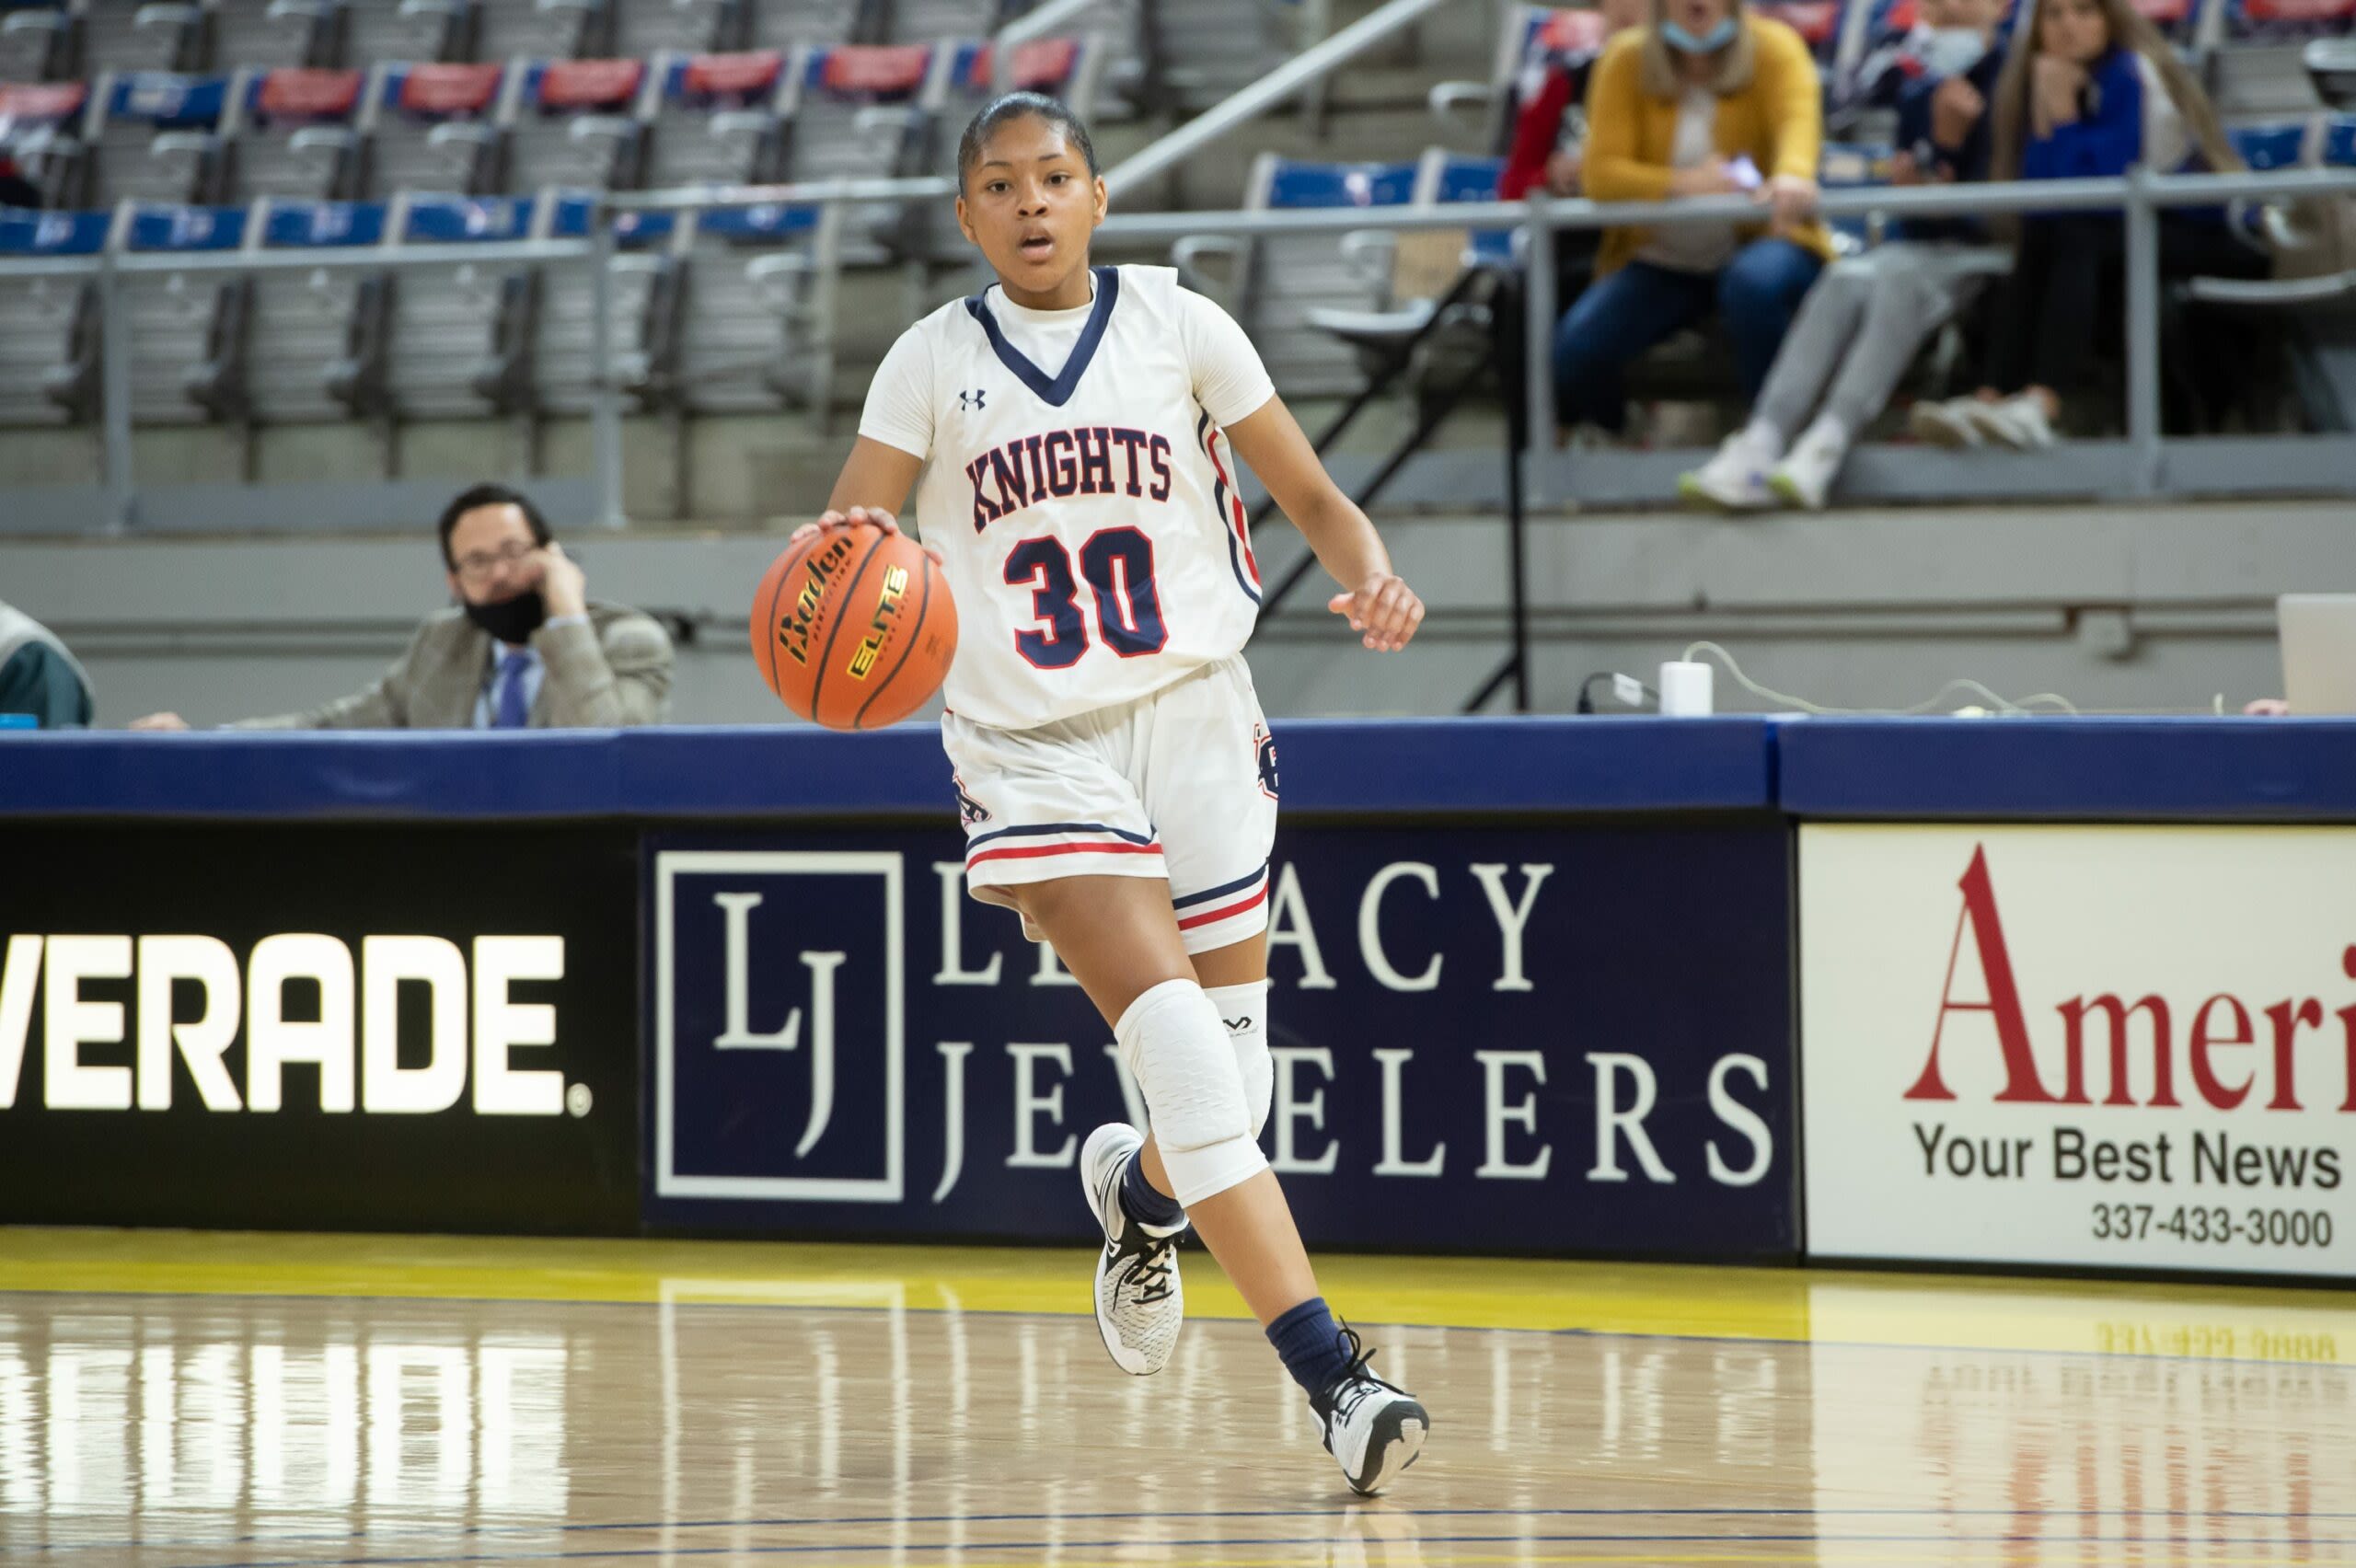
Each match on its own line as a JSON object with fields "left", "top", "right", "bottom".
{"left": 711, "top": 892, "right": 846, "bottom": 1159}
{"left": 653, "top": 851, "right": 907, "bottom": 1204}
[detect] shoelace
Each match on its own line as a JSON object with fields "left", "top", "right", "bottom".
{"left": 1321, "top": 1322, "right": 1405, "bottom": 1419}
{"left": 1114, "top": 1232, "right": 1177, "bottom": 1306}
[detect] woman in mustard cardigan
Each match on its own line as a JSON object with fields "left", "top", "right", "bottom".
{"left": 1551, "top": 0, "right": 1835, "bottom": 436}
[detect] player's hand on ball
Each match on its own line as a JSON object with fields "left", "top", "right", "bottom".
{"left": 790, "top": 507, "right": 942, "bottom": 564}
{"left": 1328, "top": 573, "right": 1424, "bottom": 652}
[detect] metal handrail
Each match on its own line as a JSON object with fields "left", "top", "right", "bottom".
{"left": 20, "top": 165, "right": 2316, "bottom": 283}
{"left": 603, "top": 174, "right": 953, "bottom": 212}
{"left": 997, "top": 0, "right": 1108, "bottom": 47}
{"left": 1098, "top": 0, "right": 1456, "bottom": 195}
{"left": 19, "top": 164, "right": 2356, "bottom": 531}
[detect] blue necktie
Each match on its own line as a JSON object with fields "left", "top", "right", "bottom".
{"left": 492, "top": 650, "right": 534, "bottom": 730}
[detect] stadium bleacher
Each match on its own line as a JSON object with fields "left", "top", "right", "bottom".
{"left": 0, "top": 0, "right": 2352, "bottom": 471}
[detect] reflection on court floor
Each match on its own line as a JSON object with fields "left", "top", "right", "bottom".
{"left": 0, "top": 1231, "right": 2350, "bottom": 1565}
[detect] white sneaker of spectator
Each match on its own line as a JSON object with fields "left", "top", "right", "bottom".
{"left": 1961, "top": 392, "right": 2057, "bottom": 450}
{"left": 1678, "top": 424, "right": 1778, "bottom": 513}
{"left": 1908, "top": 397, "right": 1985, "bottom": 449}
{"left": 1766, "top": 416, "right": 1848, "bottom": 511}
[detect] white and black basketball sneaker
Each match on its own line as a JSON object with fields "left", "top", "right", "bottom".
{"left": 1312, "top": 1326, "right": 1429, "bottom": 1495}
{"left": 1079, "top": 1122, "right": 1184, "bottom": 1376}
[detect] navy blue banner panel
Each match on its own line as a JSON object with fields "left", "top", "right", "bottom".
{"left": 644, "top": 824, "right": 1797, "bottom": 1259}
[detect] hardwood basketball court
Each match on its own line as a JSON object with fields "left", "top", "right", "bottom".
{"left": 0, "top": 1230, "right": 2348, "bottom": 1565}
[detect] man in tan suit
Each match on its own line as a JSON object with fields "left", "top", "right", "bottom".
{"left": 132, "top": 483, "right": 672, "bottom": 730}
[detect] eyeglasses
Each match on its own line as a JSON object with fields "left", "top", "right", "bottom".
{"left": 451, "top": 540, "right": 538, "bottom": 585}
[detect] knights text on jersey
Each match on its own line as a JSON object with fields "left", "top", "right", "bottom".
{"left": 858, "top": 263, "right": 1276, "bottom": 732}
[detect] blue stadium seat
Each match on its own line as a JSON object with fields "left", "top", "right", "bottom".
{"left": 0, "top": 202, "right": 104, "bottom": 426}
{"left": 2232, "top": 118, "right": 2316, "bottom": 166}
{"left": 643, "top": 47, "right": 786, "bottom": 190}
{"left": 226, "top": 65, "right": 367, "bottom": 201}
{"left": 1426, "top": 151, "right": 1514, "bottom": 270}
{"left": 101, "top": 68, "right": 227, "bottom": 133}
{"left": 371, "top": 60, "right": 507, "bottom": 198}
{"left": 693, "top": 201, "right": 817, "bottom": 241}
{"left": 1175, "top": 155, "right": 1417, "bottom": 397}
{"left": 108, "top": 200, "right": 249, "bottom": 422}
{"left": 2320, "top": 110, "right": 2356, "bottom": 161}
{"left": 237, "top": 196, "right": 388, "bottom": 421}
{"left": 2225, "top": 0, "right": 2356, "bottom": 42}
{"left": 401, "top": 190, "right": 534, "bottom": 243}
{"left": 0, "top": 204, "right": 107, "bottom": 254}
{"left": 88, "top": 69, "right": 233, "bottom": 204}
{"left": 1266, "top": 157, "right": 1418, "bottom": 211}
{"left": 613, "top": 208, "right": 676, "bottom": 246}
{"left": 511, "top": 54, "right": 650, "bottom": 192}
{"left": 125, "top": 200, "right": 246, "bottom": 250}
{"left": 779, "top": 40, "right": 953, "bottom": 262}
{"left": 261, "top": 195, "right": 387, "bottom": 247}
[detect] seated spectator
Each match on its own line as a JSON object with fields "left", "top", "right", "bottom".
{"left": 1682, "top": 0, "right": 2010, "bottom": 509}
{"left": 1909, "top": 0, "right": 2259, "bottom": 448}
{"left": 131, "top": 484, "right": 673, "bottom": 731}
{"left": 0, "top": 598, "right": 94, "bottom": 728}
{"left": 1500, "top": 0, "right": 1652, "bottom": 202}
{"left": 1551, "top": 0, "right": 1834, "bottom": 439}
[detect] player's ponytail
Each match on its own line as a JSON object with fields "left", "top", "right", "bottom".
{"left": 955, "top": 92, "right": 1100, "bottom": 193}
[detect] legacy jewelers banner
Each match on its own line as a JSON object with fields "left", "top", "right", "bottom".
{"left": 1801, "top": 824, "right": 2356, "bottom": 1277}
{"left": 646, "top": 824, "right": 1798, "bottom": 1258}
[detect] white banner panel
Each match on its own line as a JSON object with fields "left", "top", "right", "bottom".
{"left": 1801, "top": 824, "right": 2356, "bottom": 1277}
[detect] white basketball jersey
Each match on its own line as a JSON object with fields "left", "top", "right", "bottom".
{"left": 858, "top": 264, "right": 1276, "bottom": 732}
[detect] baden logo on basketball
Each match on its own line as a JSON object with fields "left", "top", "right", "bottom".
{"left": 779, "top": 534, "right": 858, "bottom": 668}
{"left": 848, "top": 565, "right": 911, "bottom": 680}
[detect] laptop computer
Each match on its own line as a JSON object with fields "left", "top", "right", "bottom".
{"left": 2279, "top": 594, "right": 2356, "bottom": 714}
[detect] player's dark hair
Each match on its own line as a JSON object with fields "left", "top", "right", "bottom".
{"left": 955, "top": 92, "right": 1099, "bottom": 194}
{"left": 436, "top": 481, "right": 552, "bottom": 568}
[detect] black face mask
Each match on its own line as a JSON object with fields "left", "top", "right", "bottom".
{"left": 462, "top": 588, "right": 547, "bottom": 646}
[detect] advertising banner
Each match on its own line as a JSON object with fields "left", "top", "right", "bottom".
{"left": 0, "top": 823, "right": 641, "bottom": 1232}
{"left": 1801, "top": 824, "right": 2356, "bottom": 1277}
{"left": 646, "top": 824, "right": 1797, "bottom": 1257}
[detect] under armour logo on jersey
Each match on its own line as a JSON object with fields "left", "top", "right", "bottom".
{"left": 953, "top": 771, "right": 992, "bottom": 827}
{"left": 958, "top": 388, "right": 987, "bottom": 411}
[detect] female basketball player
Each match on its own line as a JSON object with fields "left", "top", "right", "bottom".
{"left": 791, "top": 93, "right": 1428, "bottom": 1496}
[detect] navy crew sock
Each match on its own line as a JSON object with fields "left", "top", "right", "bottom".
{"left": 1117, "top": 1148, "right": 1187, "bottom": 1233}
{"left": 1266, "top": 1296, "right": 1353, "bottom": 1395}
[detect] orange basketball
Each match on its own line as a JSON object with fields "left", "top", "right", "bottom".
{"left": 751, "top": 524, "right": 958, "bottom": 730}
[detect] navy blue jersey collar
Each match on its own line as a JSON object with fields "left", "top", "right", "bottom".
{"left": 964, "top": 265, "right": 1118, "bottom": 408}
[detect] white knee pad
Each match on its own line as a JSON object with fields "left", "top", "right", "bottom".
{"left": 1205, "top": 979, "right": 1271, "bottom": 1140}
{"left": 1116, "top": 977, "right": 1268, "bottom": 1207}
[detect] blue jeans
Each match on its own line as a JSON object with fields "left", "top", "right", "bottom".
{"left": 1551, "top": 238, "right": 1823, "bottom": 432}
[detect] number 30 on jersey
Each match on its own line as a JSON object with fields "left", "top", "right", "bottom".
{"left": 1003, "top": 525, "right": 1168, "bottom": 668}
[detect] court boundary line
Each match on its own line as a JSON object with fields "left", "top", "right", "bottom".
{"left": 21, "top": 1505, "right": 2354, "bottom": 1562}
{"left": 114, "top": 1527, "right": 2356, "bottom": 1568}
{"left": 1, "top": 1283, "right": 2348, "bottom": 1373}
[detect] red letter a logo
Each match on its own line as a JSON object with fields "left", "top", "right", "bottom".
{"left": 1903, "top": 844, "right": 2058, "bottom": 1103}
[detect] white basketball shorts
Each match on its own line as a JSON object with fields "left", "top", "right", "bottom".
{"left": 941, "top": 654, "right": 1279, "bottom": 956}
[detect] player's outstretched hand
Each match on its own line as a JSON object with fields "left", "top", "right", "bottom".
{"left": 1328, "top": 572, "right": 1425, "bottom": 652}
{"left": 789, "top": 506, "right": 942, "bottom": 564}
